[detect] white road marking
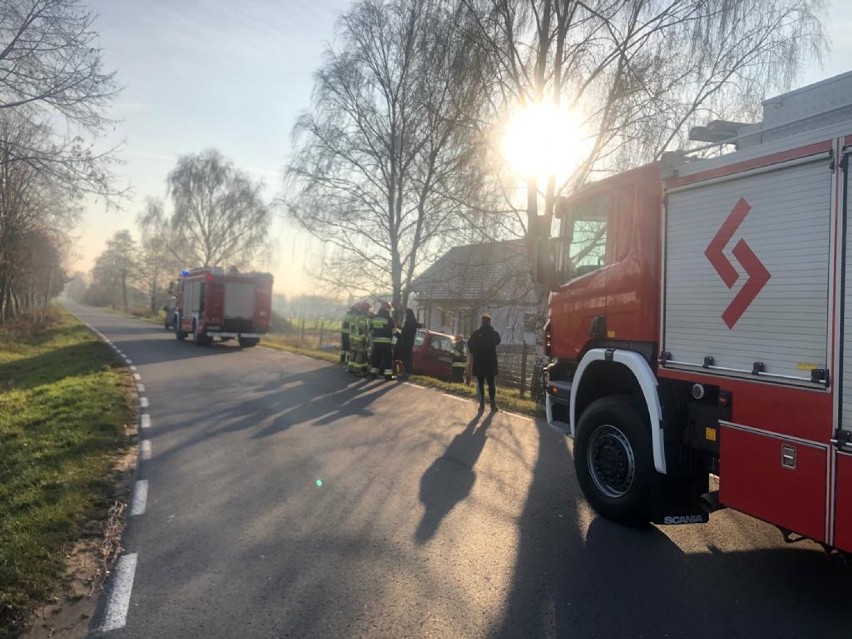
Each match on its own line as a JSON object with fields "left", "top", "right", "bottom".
{"left": 141, "top": 439, "right": 152, "bottom": 460}
{"left": 133, "top": 373, "right": 141, "bottom": 381}
{"left": 140, "top": 414, "right": 151, "bottom": 429}
{"left": 502, "top": 411, "right": 533, "bottom": 423}
{"left": 137, "top": 383, "right": 146, "bottom": 393}
{"left": 442, "top": 393, "right": 468, "bottom": 402}
{"left": 99, "top": 553, "right": 137, "bottom": 633}
{"left": 130, "top": 480, "right": 148, "bottom": 516}
{"left": 140, "top": 397, "right": 149, "bottom": 409}
{"left": 130, "top": 365, "right": 137, "bottom": 372}
{"left": 123, "top": 358, "right": 132, "bottom": 365}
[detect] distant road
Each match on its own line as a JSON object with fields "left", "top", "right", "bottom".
{"left": 63, "top": 303, "right": 852, "bottom": 638}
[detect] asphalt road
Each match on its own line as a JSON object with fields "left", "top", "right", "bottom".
{"left": 65, "top": 303, "right": 852, "bottom": 639}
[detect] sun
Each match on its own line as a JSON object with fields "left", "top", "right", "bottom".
{"left": 502, "top": 102, "right": 590, "bottom": 184}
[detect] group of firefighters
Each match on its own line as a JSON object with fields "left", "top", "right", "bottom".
{"left": 339, "top": 301, "right": 468, "bottom": 382}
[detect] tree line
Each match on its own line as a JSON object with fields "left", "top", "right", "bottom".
{"left": 0, "top": 0, "right": 118, "bottom": 324}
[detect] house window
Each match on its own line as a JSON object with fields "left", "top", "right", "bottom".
{"left": 458, "top": 309, "right": 475, "bottom": 336}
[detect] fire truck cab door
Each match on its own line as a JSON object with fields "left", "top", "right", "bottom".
{"left": 835, "top": 148, "right": 852, "bottom": 551}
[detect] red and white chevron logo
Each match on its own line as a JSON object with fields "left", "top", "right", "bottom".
{"left": 704, "top": 197, "right": 771, "bottom": 329}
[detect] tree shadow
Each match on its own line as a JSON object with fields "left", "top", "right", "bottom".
{"left": 146, "top": 368, "right": 401, "bottom": 467}
{"left": 0, "top": 341, "right": 122, "bottom": 391}
{"left": 415, "top": 411, "right": 495, "bottom": 544}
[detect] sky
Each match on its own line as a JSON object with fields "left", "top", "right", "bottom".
{"left": 73, "top": 0, "right": 852, "bottom": 297}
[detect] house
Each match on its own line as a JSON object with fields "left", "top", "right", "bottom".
{"left": 409, "top": 239, "right": 543, "bottom": 345}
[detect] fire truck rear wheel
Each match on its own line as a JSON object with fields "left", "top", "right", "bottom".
{"left": 192, "top": 320, "right": 210, "bottom": 346}
{"left": 574, "top": 396, "right": 654, "bottom": 526}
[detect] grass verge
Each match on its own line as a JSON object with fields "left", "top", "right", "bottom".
{"left": 404, "top": 375, "right": 544, "bottom": 418}
{"left": 0, "top": 310, "right": 135, "bottom": 637}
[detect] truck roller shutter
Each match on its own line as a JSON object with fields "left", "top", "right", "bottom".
{"left": 663, "top": 154, "right": 831, "bottom": 386}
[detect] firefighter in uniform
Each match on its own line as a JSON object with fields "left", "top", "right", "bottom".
{"left": 341, "top": 305, "right": 356, "bottom": 365}
{"left": 369, "top": 301, "right": 396, "bottom": 381}
{"left": 348, "top": 303, "right": 365, "bottom": 374}
{"left": 355, "top": 302, "right": 373, "bottom": 376}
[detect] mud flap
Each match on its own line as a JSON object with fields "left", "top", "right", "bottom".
{"left": 650, "top": 470, "right": 710, "bottom": 525}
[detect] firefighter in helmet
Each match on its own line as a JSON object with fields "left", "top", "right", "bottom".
{"left": 369, "top": 301, "right": 397, "bottom": 381}
{"left": 355, "top": 301, "right": 373, "bottom": 376}
{"left": 341, "top": 304, "right": 356, "bottom": 365}
{"left": 348, "top": 303, "right": 366, "bottom": 374}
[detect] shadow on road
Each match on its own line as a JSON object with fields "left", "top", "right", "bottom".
{"left": 148, "top": 366, "right": 400, "bottom": 465}
{"left": 415, "top": 412, "right": 495, "bottom": 544}
{"left": 489, "top": 424, "right": 852, "bottom": 638}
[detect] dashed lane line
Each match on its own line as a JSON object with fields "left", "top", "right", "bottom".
{"left": 98, "top": 553, "right": 138, "bottom": 633}
{"left": 140, "top": 397, "right": 149, "bottom": 409}
{"left": 141, "top": 439, "right": 152, "bottom": 461}
{"left": 140, "top": 414, "right": 151, "bottom": 430}
{"left": 130, "top": 480, "right": 148, "bottom": 516}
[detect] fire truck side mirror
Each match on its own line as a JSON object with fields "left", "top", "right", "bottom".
{"left": 534, "top": 237, "right": 568, "bottom": 292}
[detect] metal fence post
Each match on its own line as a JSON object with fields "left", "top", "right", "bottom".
{"left": 519, "top": 341, "right": 528, "bottom": 398}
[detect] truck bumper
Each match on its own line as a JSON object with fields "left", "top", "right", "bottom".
{"left": 545, "top": 379, "right": 572, "bottom": 436}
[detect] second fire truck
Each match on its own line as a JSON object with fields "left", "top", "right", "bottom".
{"left": 171, "top": 267, "right": 273, "bottom": 348}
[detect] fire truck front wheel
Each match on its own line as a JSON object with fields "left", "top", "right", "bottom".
{"left": 574, "top": 396, "right": 655, "bottom": 526}
{"left": 175, "top": 316, "right": 187, "bottom": 340}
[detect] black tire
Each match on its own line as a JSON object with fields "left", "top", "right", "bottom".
{"left": 574, "top": 396, "right": 655, "bottom": 526}
{"left": 175, "top": 315, "right": 186, "bottom": 340}
{"left": 193, "top": 320, "right": 207, "bottom": 346}
{"left": 238, "top": 337, "right": 259, "bottom": 348}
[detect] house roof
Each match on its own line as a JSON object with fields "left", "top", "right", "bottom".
{"left": 410, "top": 239, "right": 537, "bottom": 304}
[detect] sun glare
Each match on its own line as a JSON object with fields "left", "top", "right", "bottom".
{"left": 502, "top": 103, "right": 590, "bottom": 184}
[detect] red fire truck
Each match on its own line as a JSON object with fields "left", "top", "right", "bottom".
{"left": 540, "top": 71, "right": 852, "bottom": 554}
{"left": 171, "top": 267, "right": 274, "bottom": 348}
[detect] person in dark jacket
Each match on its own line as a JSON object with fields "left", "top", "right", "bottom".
{"left": 467, "top": 314, "right": 501, "bottom": 412}
{"left": 396, "top": 307, "right": 421, "bottom": 375}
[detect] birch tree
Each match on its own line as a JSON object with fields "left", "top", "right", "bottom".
{"left": 286, "top": 0, "right": 492, "bottom": 309}
{"left": 141, "top": 150, "right": 271, "bottom": 269}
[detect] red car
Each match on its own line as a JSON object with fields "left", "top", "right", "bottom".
{"left": 410, "top": 329, "right": 466, "bottom": 382}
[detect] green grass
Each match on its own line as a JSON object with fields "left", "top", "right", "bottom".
{"left": 0, "top": 310, "right": 135, "bottom": 636}
{"left": 262, "top": 334, "right": 342, "bottom": 364}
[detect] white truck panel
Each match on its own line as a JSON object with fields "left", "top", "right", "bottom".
{"left": 183, "top": 280, "right": 202, "bottom": 314}
{"left": 224, "top": 281, "right": 256, "bottom": 319}
{"left": 664, "top": 157, "right": 831, "bottom": 383}
{"left": 842, "top": 159, "right": 852, "bottom": 431}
